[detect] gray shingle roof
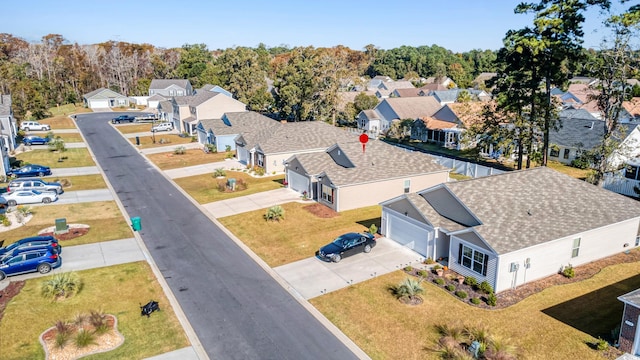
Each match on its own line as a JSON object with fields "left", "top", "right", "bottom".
{"left": 0, "top": 95, "right": 12, "bottom": 116}
{"left": 172, "top": 91, "right": 219, "bottom": 106}
{"left": 244, "top": 121, "right": 357, "bottom": 154}
{"left": 150, "top": 79, "right": 190, "bottom": 90}
{"left": 291, "top": 138, "right": 450, "bottom": 187}
{"left": 383, "top": 96, "right": 442, "bottom": 119}
{"left": 550, "top": 112, "right": 637, "bottom": 150}
{"left": 410, "top": 167, "right": 640, "bottom": 254}
{"left": 203, "top": 112, "right": 279, "bottom": 136}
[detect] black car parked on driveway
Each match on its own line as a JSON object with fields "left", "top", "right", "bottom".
{"left": 111, "top": 115, "right": 136, "bottom": 123}
{"left": 318, "top": 232, "right": 376, "bottom": 262}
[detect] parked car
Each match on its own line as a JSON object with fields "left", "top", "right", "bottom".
{"left": 7, "top": 164, "right": 52, "bottom": 178}
{"left": 0, "top": 236, "right": 61, "bottom": 260}
{"left": 151, "top": 122, "right": 173, "bottom": 132}
{"left": 2, "top": 190, "right": 58, "bottom": 206}
{"left": 8, "top": 178, "right": 63, "bottom": 194}
{"left": 111, "top": 115, "right": 136, "bottom": 123}
{"left": 22, "top": 135, "right": 50, "bottom": 145}
{"left": 317, "top": 232, "right": 376, "bottom": 262}
{"left": 0, "top": 247, "right": 61, "bottom": 280}
{"left": 20, "top": 121, "right": 50, "bottom": 131}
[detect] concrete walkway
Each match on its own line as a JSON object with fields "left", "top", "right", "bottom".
{"left": 139, "top": 142, "right": 203, "bottom": 155}
{"left": 164, "top": 160, "right": 244, "bottom": 179}
{"left": 55, "top": 189, "right": 113, "bottom": 204}
{"left": 274, "top": 238, "right": 426, "bottom": 300}
{"left": 202, "top": 188, "right": 302, "bottom": 218}
{"left": 53, "top": 166, "right": 101, "bottom": 176}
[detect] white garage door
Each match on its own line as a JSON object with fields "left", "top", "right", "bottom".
{"left": 288, "top": 170, "right": 309, "bottom": 194}
{"left": 237, "top": 147, "right": 249, "bottom": 163}
{"left": 387, "top": 212, "right": 431, "bottom": 257}
{"left": 90, "top": 100, "right": 109, "bottom": 108}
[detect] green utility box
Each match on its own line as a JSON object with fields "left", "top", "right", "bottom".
{"left": 227, "top": 178, "right": 236, "bottom": 191}
{"left": 55, "top": 218, "right": 68, "bottom": 234}
{"left": 131, "top": 217, "right": 142, "bottom": 231}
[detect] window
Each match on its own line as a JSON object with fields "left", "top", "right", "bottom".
{"left": 571, "top": 238, "right": 581, "bottom": 258}
{"left": 636, "top": 235, "right": 640, "bottom": 247}
{"left": 177, "top": 91, "right": 184, "bottom": 96}
{"left": 257, "top": 154, "right": 264, "bottom": 167}
{"left": 322, "top": 184, "right": 334, "bottom": 204}
{"left": 458, "top": 244, "right": 488, "bottom": 276}
{"left": 404, "top": 180, "right": 410, "bottom": 193}
{"left": 563, "top": 149, "right": 570, "bottom": 159}
{"left": 550, "top": 148, "right": 559, "bottom": 157}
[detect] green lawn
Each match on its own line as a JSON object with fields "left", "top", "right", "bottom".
{"left": 218, "top": 203, "right": 380, "bottom": 267}
{"left": 115, "top": 124, "right": 156, "bottom": 134}
{"left": 0, "top": 174, "right": 106, "bottom": 192}
{"left": 175, "top": 171, "right": 285, "bottom": 204}
{"left": 129, "top": 134, "right": 194, "bottom": 149}
{"left": 51, "top": 133, "right": 84, "bottom": 143}
{"left": 147, "top": 150, "right": 229, "bottom": 170}
{"left": 0, "top": 262, "right": 189, "bottom": 359}
{"left": 0, "top": 201, "right": 132, "bottom": 246}
{"left": 39, "top": 114, "right": 78, "bottom": 129}
{"left": 14, "top": 148, "right": 95, "bottom": 168}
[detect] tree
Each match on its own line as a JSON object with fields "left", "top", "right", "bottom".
{"left": 353, "top": 92, "right": 378, "bottom": 112}
{"left": 175, "top": 43, "right": 213, "bottom": 87}
{"left": 216, "top": 47, "right": 272, "bottom": 111}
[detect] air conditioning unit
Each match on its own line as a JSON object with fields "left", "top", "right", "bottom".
{"left": 509, "top": 262, "right": 519, "bottom": 272}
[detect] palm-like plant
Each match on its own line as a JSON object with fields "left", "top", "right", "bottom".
{"left": 264, "top": 205, "right": 285, "bottom": 222}
{"left": 392, "top": 277, "right": 424, "bottom": 301}
{"left": 41, "top": 272, "right": 82, "bottom": 300}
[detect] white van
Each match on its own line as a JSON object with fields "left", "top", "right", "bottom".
{"left": 151, "top": 122, "right": 173, "bottom": 132}
{"left": 20, "top": 121, "right": 50, "bottom": 131}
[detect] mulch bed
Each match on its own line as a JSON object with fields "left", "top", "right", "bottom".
{"left": 39, "top": 227, "right": 90, "bottom": 241}
{"left": 303, "top": 203, "right": 339, "bottom": 218}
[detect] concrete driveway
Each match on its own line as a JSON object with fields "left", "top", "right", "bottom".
{"left": 274, "top": 237, "right": 427, "bottom": 300}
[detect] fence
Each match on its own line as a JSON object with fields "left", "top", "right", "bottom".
{"left": 603, "top": 173, "right": 640, "bottom": 197}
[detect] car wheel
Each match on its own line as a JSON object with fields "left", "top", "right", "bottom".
{"left": 37, "top": 263, "right": 52, "bottom": 274}
{"left": 42, "top": 197, "right": 51, "bottom": 204}
{"left": 0, "top": 271, "right": 5, "bottom": 281}
{"left": 25, "top": 142, "right": 31, "bottom": 146}
{"left": 7, "top": 200, "right": 17, "bottom": 207}
{"left": 37, "top": 172, "right": 44, "bottom": 177}
{"left": 332, "top": 254, "right": 342, "bottom": 263}
{"left": 24, "top": 127, "right": 29, "bottom": 131}
{"left": 364, "top": 244, "right": 372, "bottom": 253}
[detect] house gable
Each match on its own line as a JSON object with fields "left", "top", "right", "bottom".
{"left": 418, "top": 186, "right": 481, "bottom": 227}
{"left": 326, "top": 144, "right": 355, "bottom": 168}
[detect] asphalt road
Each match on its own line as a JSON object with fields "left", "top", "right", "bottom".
{"left": 74, "top": 113, "right": 360, "bottom": 360}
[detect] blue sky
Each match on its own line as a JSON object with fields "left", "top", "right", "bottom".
{"left": 4, "top": 0, "right": 620, "bottom": 52}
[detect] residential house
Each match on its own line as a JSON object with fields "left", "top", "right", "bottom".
{"left": 357, "top": 96, "right": 442, "bottom": 136}
{"left": 621, "top": 98, "right": 640, "bottom": 123}
{"left": 82, "top": 88, "right": 129, "bottom": 109}
{"left": 285, "top": 138, "right": 450, "bottom": 212}
{"left": 618, "top": 289, "right": 640, "bottom": 355}
{"left": 391, "top": 88, "right": 423, "bottom": 98}
{"left": 147, "top": 94, "right": 168, "bottom": 110}
{"left": 423, "top": 76, "right": 456, "bottom": 89}
{"left": 149, "top": 79, "right": 193, "bottom": 97}
{"left": 367, "top": 76, "right": 393, "bottom": 91}
{"left": 198, "top": 84, "right": 233, "bottom": 98}
{"left": 427, "top": 89, "right": 491, "bottom": 105}
{"left": 411, "top": 101, "right": 487, "bottom": 150}
{"left": 171, "top": 91, "right": 247, "bottom": 135}
{"left": 196, "top": 111, "right": 279, "bottom": 152}
{"left": 418, "top": 83, "right": 448, "bottom": 93}
{"left": 0, "top": 95, "right": 15, "bottom": 175}
{"left": 472, "top": 72, "right": 497, "bottom": 90}
{"left": 380, "top": 166, "right": 640, "bottom": 293}
{"left": 157, "top": 100, "right": 173, "bottom": 123}
{"left": 374, "top": 80, "right": 415, "bottom": 98}
{"left": 556, "top": 83, "right": 602, "bottom": 119}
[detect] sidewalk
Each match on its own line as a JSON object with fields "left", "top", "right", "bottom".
{"left": 163, "top": 159, "right": 244, "bottom": 179}
{"left": 202, "top": 188, "right": 302, "bottom": 218}
{"left": 53, "top": 166, "right": 101, "bottom": 176}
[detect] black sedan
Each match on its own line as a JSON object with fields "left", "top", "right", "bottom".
{"left": 7, "top": 164, "right": 52, "bottom": 178}
{"left": 318, "top": 232, "right": 376, "bottom": 263}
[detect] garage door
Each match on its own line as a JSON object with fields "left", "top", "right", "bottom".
{"left": 237, "top": 147, "right": 249, "bottom": 163}
{"left": 90, "top": 100, "right": 109, "bottom": 108}
{"left": 387, "top": 212, "right": 431, "bottom": 257}
{"left": 288, "top": 170, "right": 309, "bottom": 194}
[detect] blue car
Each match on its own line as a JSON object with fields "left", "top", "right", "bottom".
{"left": 318, "top": 232, "right": 376, "bottom": 263}
{"left": 22, "top": 135, "right": 50, "bottom": 145}
{"left": 0, "top": 247, "right": 61, "bottom": 280}
{"left": 7, "top": 164, "right": 52, "bottom": 178}
{"left": 0, "top": 236, "right": 61, "bottom": 260}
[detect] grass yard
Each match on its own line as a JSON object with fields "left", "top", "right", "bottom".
{"left": 147, "top": 150, "right": 229, "bottom": 170}
{"left": 218, "top": 203, "right": 380, "bottom": 267}
{"left": 176, "top": 171, "right": 285, "bottom": 204}
{"left": 14, "top": 148, "right": 95, "bottom": 168}
{"left": 128, "top": 134, "right": 194, "bottom": 149}
{"left": 115, "top": 124, "right": 156, "bottom": 134}
{"left": 39, "top": 114, "right": 78, "bottom": 129}
{"left": 310, "top": 260, "right": 640, "bottom": 360}
{"left": 50, "top": 132, "right": 84, "bottom": 143}
{"left": 0, "top": 261, "right": 189, "bottom": 360}
{"left": 0, "top": 201, "right": 132, "bottom": 246}
{"left": 548, "top": 160, "right": 594, "bottom": 180}
{"left": 47, "top": 103, "right": 91, "bottom": 118}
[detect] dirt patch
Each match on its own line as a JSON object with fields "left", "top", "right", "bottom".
{"left": 303, "top": 203, "right": 339, "bottom": 218}
{"left": 39, "top": 227, "right": 90, "bottom": 241}
{"left": 0, "top": 281, "right": 25, "bottom": 323}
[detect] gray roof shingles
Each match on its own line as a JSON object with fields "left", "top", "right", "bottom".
{"left": 150, "top": 79, "right": 190, "bottom": 90}
{"left": 551, "top": 112, "right": 637, "bottom": 150}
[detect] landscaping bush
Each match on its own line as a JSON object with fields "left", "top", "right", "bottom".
{"left": 596, "top": 337, "right": 609, "bottom": 351}
{"left": 417, "top": 270, "right": 428, "bottom": 277}
{"left": 562, "top": 264, "right": 575, "bottom": 278}
{"left": 74, "top": 329, "right": 97, "bottom": 348}
{"left": 0, "top": 214, "right": 10, "bottom": 227}
{"left": 434, "top": 278, "right": 445, "bottom": 285}
{"left": 445, "top": 284, "right": 455, "bottom": 292}
{"left": 41, "top": 272, "right": 82, "bottom": 300}
{"left": 487, "top": 292, "right": 497, "bottom": 306}
{"left": 264, "top": 205, "right": 285, "bottom": 222}
{"left": 89, "top": 310, "right": 109, "bottom": 334}
{"left": 463, "top": 276, "right": 478, "bottom": 287}
{"left": 424, "top": 257, "right": 435, "bottom": 265}
{"left": 479, "top": 281, "right": 493, "bottom": 294}
{"left": 205, "top": 143, "right": 217, "bottom": 153}
{"left": 213, "top": 168, "right": 226, "bottom": 177}
{"left": 253, "top": 166, "right": 265, "bottom": 176}
{"left": 369, "top": 223, "right": 378, "bottom": 235}
{"left": 173, "top": 146, "right": 186, "bottom": 155}
{"left": 455, "top": 290, "right": 467, "bottom": 299}
{"left": 404, "top": 266, "right": 413, "bottom": 272}
{"left": 391, "top": 277, "right": 424, "bottom": 302}
{"left": 470, "top": 297, "right": 481, "bottom": 305}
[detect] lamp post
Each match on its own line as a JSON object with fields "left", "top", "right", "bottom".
{"left": 151, "top": 117, "right": 156, "bottom": 144}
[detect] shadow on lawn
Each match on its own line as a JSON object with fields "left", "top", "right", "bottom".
{"left": 357, "top": 217, "right": 381, "bottom": 229}
{"left": 542, "top": 273, "right": 640, "bottom": 340}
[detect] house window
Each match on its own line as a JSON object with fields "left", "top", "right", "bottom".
{"left": 404, "top": 180, "right": 410, "bottom": 193}
{"left": 322, "top": 184, "right": 334, "bottom": 204}
{"left": 550, "top": 148, "right": 560, "bottom": 157}
{"left": 169, "top": 90, "right": 175, "bottom": 96}
{"left": 563, "top": 149, "right": 570, "bottom": 159}
{"left": 150, "top": 90, "right": 155, "bottom": 95}
{"left": 625, "top": 165, "right": 640, "bottom": 180}
{"left": 257, "top": 154, "right": 264, "bottom": 167}
{"left": 571, "top": 238, "right": 581, "bottom": 258}
{"left": 458, "top": 244, "right": 488, "bottom": 276}
{"left": 635, "top": 235, "right": 640, "bottom": 247}
{"left": 177, "top": 91, "right": 184, "bottom": 96}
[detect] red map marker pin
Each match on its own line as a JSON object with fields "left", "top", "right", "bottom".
{"left": 359, "top": 133, "right": 369, "bottom": 153}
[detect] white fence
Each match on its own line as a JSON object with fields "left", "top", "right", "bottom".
{"left": 603, "top": 173, "right": 640, "bottom": 197}
{"left": 430, "top": 154, "right": 506, "bottom": 178}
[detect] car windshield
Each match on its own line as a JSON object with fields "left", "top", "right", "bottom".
{"left": 332, "top": 234, "right": 356, "bottom": 247}
{"left": 32, "top": 190, "right": 42, "bottom": 195}
{"left": 2, "top": 242, "right": 21, "bottom": 252}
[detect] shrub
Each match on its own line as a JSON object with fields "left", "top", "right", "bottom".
{"left": 205, "top": 144, "right": 217, "bottom": 153}
{"left": 455, "top": 290, "right": 468, "bottom": 299}
{"left": 464, "top": 276, "right": 478, "bottom": 287}
{"left": 487, "top": 292, "right": 497, "bottom": 306}
{"left": 433, "top": 264, "right": 442, "bottom": 270}
{"left": 216, "top": 181, "right": 226, "bottom": 192}
{"left": 0, "top": 214, "right": 10, "bottom": 227}
{"left": 596, "top": 337, "right": 609, "bottom": 351}
{"left": 445, "top": 284, "right": 455, "bottom": 292}
{"left": 424, "top": 257, "right": 435, "bottom": 265}
{"left": 41, "top": 272, "right": 82, "bottom": 300}
{"left": 479, "top": 281, "right": 494, "bottom": 294}
{"left": 213, "top": 168, "right": 226, "bottom": 177}
{"left": 253, "top": 166, "right": 265, "bottom": 176}
{"left": 369, "top": 223, "right": 378, "bottom": 235}
{"left": 417, "top": 270, "right": 428, "bottom": 277}
{"left": 16, "top": 205, "right": 31, "bottom": 216}
{"left": 562, "top": 264, "right": 575, "bottom": 278}
{"left": 392, "top": 277, "right": 424, "bottom": 301}
{"left": 434, "top": 278, "right": 445, "bottom": 285}
{"left": 235, "top": 178, "right": 248, "bottom": 191}
{"left": 470, "top": 297, "right": 481, "bottom": 305}
{"left": 404, "top": 266, "right": 413, "bottom": 272}
{"left": 89, "top": 310, "right": 109, "bottom": 334}
{"left": 74, "top": 329, "right": 97, "bottom": 348}
{"left": 264, "top": 205, "right": 285, "bottom": 222}
{"left": 190, "top": 136, "right": 197, "bottom": 143}
{"left": 55, "top": 332, "right": 71, "bottom": 349}
{"left": 173, "top": 146, "right": 186, "bottom": 155}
